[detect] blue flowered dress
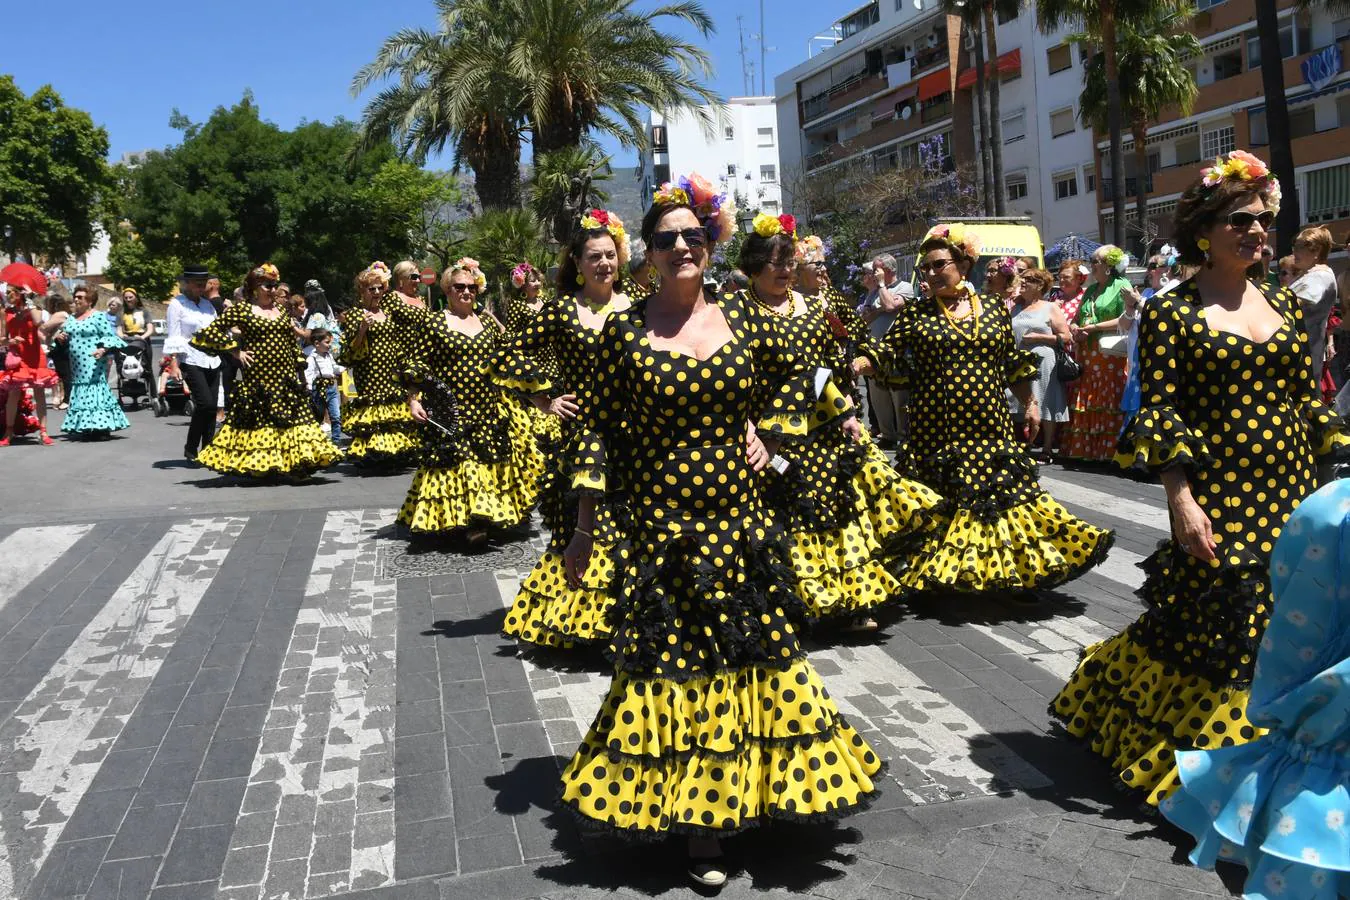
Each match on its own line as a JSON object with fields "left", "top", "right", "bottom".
{"left": 60, "top": 312, "right": 129, "bottom": 436}
{"left": 1162, "top": 478, "right": 1350, "bottom": 900}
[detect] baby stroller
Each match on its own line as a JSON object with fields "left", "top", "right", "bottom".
{"left": 152, "top": 354, "right": 194, "bottom": 418}
{"left": 116, "top": 338, "right": 153, "bottom": 408}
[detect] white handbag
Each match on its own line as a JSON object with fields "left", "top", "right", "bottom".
{"left": 1098, "top": 334, "right": 1128, "bottom": 357}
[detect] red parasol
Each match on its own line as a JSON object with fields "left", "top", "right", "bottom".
{"left": 0, "top": 263, "right": 49, "bottom": 296}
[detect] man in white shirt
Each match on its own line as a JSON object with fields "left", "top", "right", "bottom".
{"left": 859, "top": 254, "right": 912, "bottom": 448}
{"left": 163, "top": 265, "right": 220, "bottom": 461}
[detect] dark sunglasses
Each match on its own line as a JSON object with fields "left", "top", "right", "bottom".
{"left": 260, "top": 281, "right": 279, "bottom": 290}
{"left": 917, "top": 259, "right": 953, "bottom": 275}
{"left": 1227, "top": 210, "right": 1276, "bottom": 230}
{"left": 651, "top": 227, "right": 708, "bottom": 252}
{"left": 448, "top": 283, "right": 476, "bottom": 292}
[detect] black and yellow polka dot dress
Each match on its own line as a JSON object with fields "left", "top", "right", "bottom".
{"left": 396, "top": 312, "right": 544, "bottom": 534}
{"left": 817, "top": 285, "right": 869, "bottom": 409}
{"left": 491, "top": 296, "right": 630, "bottom": 649}
{"left": 1051, "top": 281, "right": 1350, "bottom": 806}
{"left": 190, "top": 305, "right": 342, "bottom": 478}
{"left": 751, "top": 287, "right": 939, "bottom": 622}
{"left": 878, "top": 291, "right": 1114, "bottom": 592}
{"left": 498, "top": 292, "right": 565, "bottom": 450}
{"left": 559, "top": 291, "right": 884, "bottom": 838}
{"left": 338, "top": 298, "right": 424, "bottom": 467}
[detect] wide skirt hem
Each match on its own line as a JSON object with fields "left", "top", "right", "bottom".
{"left": 197, "top": 423, "right": 342, "bottom": 477}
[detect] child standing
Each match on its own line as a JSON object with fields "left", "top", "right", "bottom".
{"left": 305, "top": 328, "right": 345, "bottom": 445}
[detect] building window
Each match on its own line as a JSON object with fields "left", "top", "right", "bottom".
{"left": 996, "top": 6, "right": 1017, "bottom": 23}
{"left": 760, "top": 164, "right": 777, "bottom": 182}
{"left": 1336, "top": 17, "right": 1350, "bottom": 41}
{"left": 1338, "top": 93, "right": 1350, "bottom": 129}
{"left": 651, "top": 125, "right": 668, "bottom": 153}
{"left": 727, "top": 163, "right": 737, "bottom": 176}
{"left": 1290, "top": 105, "right": 1317, "bottom": 139}
{"left": 762, "top": 199, "right": 781, "bottom": 215}
{"left": 1175, "top": 133, "right": 1201, "bottom": 166}
{"left": 1305, "top": 161, "right": 1350, "bottom": 222}
{"left": 1083, "top": 167, "right": 1096, "bottom": 193}
{"left": 1054, "top": 172, "right": 1079, "bottom": 200}
{"left": 1007, "top": 175, "right": 1028, "bottom": 201}
{"left": 1201, "top": 125, "right": 1235, "bottom": 159}
{"left": 654, "top": 163, "right": 670, "bottom": 184}
{"left": 757, "top": 127, "right": 775, "bottom": 147}
{"left": 1213, "top": 48, "right": 1243, "bottom": 82}
{"left": 1050, "top": 107, "right": 1075, "bottom": 137}
{"left": 724, "top": 126, "right": 735, "bottom": 141}
{"left": 920, "top": 91, "right": 953, "bottom": 124}
{"left": 1003, "top": 110, "right": 1026, "bottom": 143}
{"left": 1247, "top": 16, "right": 1309, "bottom": 69}
{"left": 1047, "top": 44, "right": 1072, "bottom": 74}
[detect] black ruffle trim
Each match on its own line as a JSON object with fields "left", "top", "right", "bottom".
{"left": 904, "top": 444, "right": 1043, "bottom": 523}
{"left": 590, "top": 714, "right": 857, "bottom": 764}
{"left": 763, "top": 434, "right": 868, "bottom": 532}
{"left": 555, "top": 759, "right": 889, "bottom": 844}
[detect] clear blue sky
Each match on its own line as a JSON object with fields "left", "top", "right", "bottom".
{"left": 5, "top": 0, "right": 833, "bottom": 170}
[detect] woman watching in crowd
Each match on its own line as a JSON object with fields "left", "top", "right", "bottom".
{"left": 1288, "top": 225, "right": 1338, "bottom": 382}
{"left": 985, "top": 256, "right": 1020, "bottom": 310}
{"left": 1009, "top": 268, "right": 1073, "bottom": 461}
{"left": 54, "top": 282, "right": 129, "bottom": 441}
{"left": 1061, "top": 245, "right": 1132, "bottom": 461}
{"left": 1053, "top": 150, "right": 1349, "bottom": 806}
{"left": 44, "top": 293, "right": 72, "bottom": 410}
{"left": 1053, "top": 259, "right": 1089, "bottom": 324}
{"left": 0, "top": 284, "right": 57, "bottom": 446}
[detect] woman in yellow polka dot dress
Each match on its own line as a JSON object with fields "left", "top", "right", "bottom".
{"left": 795, "top": 235, "right": 870, "bottom": 410}
{"left": 500, "top": 261, "right": 565, "bottom": 453}
{"left": 559, "top": 176, "right": 883, "bottom": 888}
{"left": 873, "top": 226, "right": 1114, "bottom": 596}
{"left": 740, "top": 217, "right": 939, "bottom": 630}
{"left": 492, "top": 214, "right": 633, "bottom": 650}
{"left": 397, "top": 259, "right": 543, "bottom": 544}
{"left": 190, "top": 264, "right": 342, "bottom": 479}
{"left": 1051, "top": 151, "right": 1350, "bottom": 807}
{"left": 339, "top": 263, "right": 423, "bottom": 469}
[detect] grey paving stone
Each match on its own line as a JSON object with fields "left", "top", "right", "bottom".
{"left": 396, "top": 815, "right": 458, "bottom": 880}
{"left": 271, "top": 821, "right": 314, "bottom": 860}
{"left": 240, "top": 781, "right": 282, "bottom": 815}
{"left": 214, "top": 703, "right": 269, "bottom": 742}
{"left": 458, "top": 832, "right": 524, "bottom": 874}
{"left": 29, "top": 835, "right": 111, "bottom": 899}
{"left": 110, "top": 710, "right": 176, "bottom": 751}
{"left": 1071, "top": 846, "right": 1136, "bottom": 894}
{"left": 87, "top": 746, "right": 156, "bottom": 792}
{"left": 57, "top": 785, "right": 137, "bottom": 841}
{"left": 487, "top": 689, "right": 538, "bottom": 726}
{"left": 263, "top": 856, "right": 309, "bottom": 899}
{"left": 229, "top": 809, "right": 276, "bottom": 849}
{"left": 355, "top": 810, "right": 396, "bottom": 850}
{"left": 400, "top": 672, "right": 442, "bottom": 704}
{"left": 396, "top": 771, "right": 455, "bottom": 824}
{"left": 985, "top": 846, "right": 1079, "bottom": 885}
{"left": 220, "top": 844, "right": 269, "bottom": 888}
{"left": 396, "top": 731, "right": 449, "bottom": 775}
{"left": 197, "top": 737, "right": 257, "bottom": 781}
{"left": 170, "top": 690, "right": 230, "bottom": 727}
{"left": 446, "top": 707, "right": 494, "bottom": 747}
{"left": 277, "top": 791, "right": 318, "bottom": 826}
{"left": 182, "top": 776, "right": 248, "bottom": 827}
{"left": 84, "top": 855, "right": 162, "bottom": 900}
{"left": 158, "top": 823, "right": 233, "bottom": 885}
{"left": 397, "top": 698, "right": 445, "bottom": 737}
{"left": 901, "top": 659, "right": 977, "bottom": 692}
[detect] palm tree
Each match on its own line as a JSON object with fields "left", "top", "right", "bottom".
{"left": 462, "top": 207, "right": 549, "bottom": 289}
{"left": 531, "top": 144, "right": 614, "bottom": 244}
{"left": 1074, "top": 5, "right": 1198, "bottom": 254}
{"left": 1255, "top": 0, "right": 1302, "bottom": 255}
{"left": 1039, "top": 0, "right": 1184, "bottom": 247}
{"left": 944, "top": 0, "right": 1021, "bottom": 215}
{"left": 505, "top": 0, "right": 721, "bottom": 156}
{"left": 352, "top": 5, "right": 527, "bottom": 210}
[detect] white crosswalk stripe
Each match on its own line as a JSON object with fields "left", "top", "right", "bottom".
{"left": 0, "top": 524, "right": 93, "bottom": 612}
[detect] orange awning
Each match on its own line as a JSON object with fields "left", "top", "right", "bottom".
{"left": 956, "top": 48, "right": 1022, "bottom": 90}
{"left": 917, "top": 68, "right": 952, "bottom": 101}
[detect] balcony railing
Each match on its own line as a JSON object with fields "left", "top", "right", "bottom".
{"left": 913, "top": 44, "right": 947, "bottom": 71}
{"left": 1100, "top": 176, "right": 1155, "bottom": 197}
{"left": 921, "top": 99, "right": 952, "bottom": 124}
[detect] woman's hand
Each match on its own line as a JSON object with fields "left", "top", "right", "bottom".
{"left": 409, "top": 397, "right": 429, "bottom": 423}
{"left": 235, "top": 350, "right": 255, "bottom": 368}
{"left": 92, "top": 347, "right": 106, "bottom": 360}
{"left": 1022, "top": 400, "right": 1041, "bottom": 445}
{"left": 1169, "top": 491, "right": 1217, "bottom": 562}
{"left": 547, "top": 393, "right": 579, "bottom": 420}
{"left": 840, "top": 416, "right": 864, "bottom": 443}
{"left": 1071, "top": 324, "right": 1090, "bottom": 343}
{"left": 745, "top": 422, "right": 769, "bottom": 471}
{"left": 851, "top": 356, "right": 874, "bottom": 378}
{"left": 753, "top": 433, "right": 782, "bottom": 473}
{"left": 564, "top": 530, "right": 594, "bottom": 586}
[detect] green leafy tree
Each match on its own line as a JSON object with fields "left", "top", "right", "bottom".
{"left": 531, "top": 144, "right": 613, "bottom": 245}
{"left": 1074, "top": 5, "right": 1198, "bottom": 252}
{"left": 461, "top": 207, "right": 549, "bottom": 289}
{"left": 0, "top": 76, "right": 111, "bottom": 263}
{"left": 104, "top": 229, "right": 180, "bottom": 301}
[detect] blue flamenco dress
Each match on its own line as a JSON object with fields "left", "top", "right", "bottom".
{"left": 1162, "top": 478, "right": 1350, "bottom": 900}
{"left": 61, "top": 312, "right": 129, "bottom": 437}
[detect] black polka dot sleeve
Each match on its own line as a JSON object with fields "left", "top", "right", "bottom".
{"left": 824, "top": 287, "right": 884, "bottom": 369}
{"left": 569, "top": 315, "right": 628, "bottom": 495}
{"left": 399, "top": 314, "right": 436, "bottom": 390}
{"left": 1280, "top": 286, "right": 1350, "bottom": 458}
{"left": 336, "top": 309, "right": 372, "bottom": 365}
{"left": 1116, "top": 297, "right": 1214, "bottom": 474}
{"left": 872, "top": 304, "right": 914, "bottom": 390}
{"left": 488, "top": 298, "right": 562, "bottom": 396}
{"left": 189, "top": 302, "right": 248, "bottom": 355}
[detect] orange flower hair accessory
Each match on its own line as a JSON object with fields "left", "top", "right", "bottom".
{"left": 652, "top": 172, "right": 738, "bottom": 244}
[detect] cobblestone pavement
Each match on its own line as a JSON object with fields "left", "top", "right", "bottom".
{"left": 0, "top": 413, "right": 1245, "bottom": 899}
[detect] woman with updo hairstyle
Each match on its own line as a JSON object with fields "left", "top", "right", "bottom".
{"left": 189, "top": 263, "right": 341, "bottom": 478}
{"left": 338, "top": 262, "right": 423, "bottom": 469}
{"left": 390, "top": 260, "right": 426, "bottom": 309}
{"left": 490, "top": 213, "right": 633, "bottom": 650}
{"left": 557, "top": 175, "right": 884, "bottom": 887}
{"left": 500, "top": 262, "right": 549, "bottom": 334}
{"left": 396, "top": 258, "right": 542, "bottom": 544}
{"left": 1053, "top": 150, "right": 1350, "bottom": 808}
{"left": 740, "top": 214, "right": 939, "bottom": 633}
{"left": 868, "top": 224, "right": 1113, "bottom": 600}
{"left": 985, "top": 256, "right": 1020, "bottom": 310}
{"left": 1061, "top": 244, "right": 1138, "bottom": 461}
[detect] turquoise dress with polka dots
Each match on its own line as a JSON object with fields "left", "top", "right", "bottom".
{"left": 1162, "top": 477, "right": 1350, "bottom": 900}
{"left": 60, "top": 312, "right": 129, "bottom": 436}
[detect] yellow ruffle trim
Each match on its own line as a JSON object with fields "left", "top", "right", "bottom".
{"left": 1052, "top": 631, "right": 1264, "bottom": 807}
{"left": 899, "top": 492, "right": 1113, "bottom": 593}
{"left": 346, "top": 429, "right": 421, "bottom": 462}
{"left": 502, "top": 547, "right": 617, "bottom": 648}
{"left": 397, "top": 454, "right": 543, "bottom": 533}
{"left": 854, "top": 444, "right": 941, "bottom": 541}
{"left": 345, "top": 400, "right": 415, "bottom": 431}
{"left": 572, "top": 465, "right": 606, "bottom": 494}
{"left": 496, "top": 373, "right": 550, "bottom": 395}
{"left": 1008, "top": 359, "right": 1039, "bottom": 384}
{"left": 197, "top": 424, "right": 342, "bottom": 477}
{"left": 1314, "top": 428, "right": 1350, "bottom": 457}
{"left": 560, "top": 658, "right": 882, "bottom": 835}
{"left": 757, "top": 412, "right": 809, "bottom": 440}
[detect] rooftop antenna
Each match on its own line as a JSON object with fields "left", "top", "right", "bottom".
{"left": 759, "top": 0, "right": 766, "bottom": 94}
{"left": 737, "top": 15, "right": 753, "bottom": 95}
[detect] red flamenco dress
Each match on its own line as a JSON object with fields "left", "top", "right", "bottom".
{"left": 2, "top": 304, "right": 57, "bottom": 444}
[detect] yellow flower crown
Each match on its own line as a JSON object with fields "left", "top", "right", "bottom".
{"left": 451, "top": 257, "right": 487, "bottom": 292}
{"left": 579, "top": 208, "right": 631, "bottom": 267}
{"left": 752, "top": 212, "right": 798, "bottom": 240}
{"left": 253, "top": 262, "right": 280, "bottom": 281}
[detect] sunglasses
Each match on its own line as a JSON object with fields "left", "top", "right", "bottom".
{"left": 1227, "top": 210, "right": 1276, "bottom": 230}
{"left": 448, "top": 283, "right": 477, "bottom": 292}
{"left": 651, "top": 227, "right": 708, "bottom": 252}
{"left": 260, "top": 282, "right": 279, "bottom": 290}
{"left": 1279, "top": 269, "right": 1292, "bottom": 277}
{"left": 917, "top": 259, "right": 954, "bottom": 275}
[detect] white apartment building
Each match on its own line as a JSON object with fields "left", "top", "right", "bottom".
{"left": 773, "top": 0, "right": 1100, "bottom": 251}
{"left": 638, "top": 98, "right": 783, "bottom": 216}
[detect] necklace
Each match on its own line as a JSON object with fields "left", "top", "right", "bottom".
{"left": 749, "top": 285, "right": 794, "bottom": 318}
{"left": 939, "top": 290, "right": 981, "bottom": 341}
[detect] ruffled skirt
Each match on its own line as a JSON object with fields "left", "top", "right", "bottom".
{"left": 62, "top": 377, "right": 129, "bottom": 435}
{"left": 560, "top": 506, "right": 884, "bottom": 838}
{"left": 197, "top": 378, "right": 341, "bottom": 477}
{"left": 345, "top": 399, "right": 420, "bottom": 466}
{"left": 1051, "top": 541, "right": 1269, "bottom": 806}
{"left": 1063, "top": 343, "right": 1127, "bottom": 461}
{"left": 1161, "top": 734, "right": 1349, "bottom": 899}
{"left": 502, "top": 544, "right": 619, "bottom": 649}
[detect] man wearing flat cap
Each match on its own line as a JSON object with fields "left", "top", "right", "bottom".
{"left": 163, "top": 265, "right": 221, "bottom": 461}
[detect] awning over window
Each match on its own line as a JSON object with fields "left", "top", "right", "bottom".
{"left": 873, "top": 83, "right": 919, "bottom": 118}
{"left": 918, "top": 68, "right": 952, "bottom": 101}
{"left": 956, "top": 49, "right": 1022, "bottom": 89}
